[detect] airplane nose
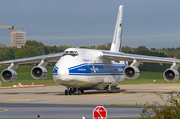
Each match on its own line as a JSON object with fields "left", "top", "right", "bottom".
{"left": 58, "top": 68, "right": 68, "bottom": 76}
{"left": 58, "top": 68, "right": 69, "bottom": 80}
{"left": 53, "top": 65, "right": 69, "bottom": 82}
{"left": 53, "top": 66, "right": 69, "bottom": 80}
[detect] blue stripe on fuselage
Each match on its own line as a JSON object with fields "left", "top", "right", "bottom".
{"left": 53, "top": 65, "right": 58, "bottom": 75}
{"left": 68, "top": 63, "right": 126, "bottom": 76}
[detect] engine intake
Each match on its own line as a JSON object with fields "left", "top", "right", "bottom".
{"left": 31, "top": 66, "right": 47, "bottom": 79}
{"left": 163, "top": 69, "right": 179, "bottom": 82}
{"left": 1, "top": 69, "right": 17, "bottom": 82}
{"left": 124, "top": 66, "right": 140, "bottom": 80}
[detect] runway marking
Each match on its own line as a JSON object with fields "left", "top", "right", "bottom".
{"left": 0, "top": 108, "right": 8, "bottom": 112}
{"left": 6, "top": 99, "right": 44, "bottom": 102}
{"left": 91, "top": 94, "right": 110, "bottom": 96}
{"left": 159, "top": 86, "right": 179, "bottom": 89}
{"left": 6, "top": 99, "right": 33, "bottom": 101}
{"left": 84, "top": 93, "right": 122, "bottom": 96}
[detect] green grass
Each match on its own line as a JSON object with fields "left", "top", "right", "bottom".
{"left": 111, "top": 104, "right": 164, "bottom": 107}
{"left": 0, "top": 66, "right": 180, "bottom": 87}
{"left": 111, "top": 104, "right": 146, "bottom": 107}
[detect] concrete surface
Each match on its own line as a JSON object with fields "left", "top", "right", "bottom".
{"left": 0, "top": 84, "right": 179, "bottom": 105}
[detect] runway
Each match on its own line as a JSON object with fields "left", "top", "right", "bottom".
{"left": 0, "top": 103, "right": 142, "bottom": 118}
{"left": 0, "top": 84, "right": 180, "bottom": 118}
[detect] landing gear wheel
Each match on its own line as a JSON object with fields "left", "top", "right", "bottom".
{"left": 81, "top": 90, "right": 84, "bottom": 94}
{"left": 71, "top": 88, "right": 75, "bottom": 94}
{"left": 118, "top": 87, "right": 120, "bottom": 93}
{"left": 69, "top": 88, "right": 74, "bottom": 95}
{"left": 111, "top": 88, "right": 114, "bottom": 93}
{"left": 65, "top": 90, "right": 68, "bottom": 95}
{"left": 69, "top": 90, "right": 72, "bottom": 95}
{"left": 106, "top": 88, "right": 110, "bottom": 93}
{"left": 78, "top": 90, "right": 81, "bottom": 95}
{"left": 106, "top": 84, "right": 111, "bottom": 93}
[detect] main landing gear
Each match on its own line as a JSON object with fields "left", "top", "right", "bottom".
{"left": 106, "top": 84, "right": 120, "bottom": 93}
{"left": 65, "top": 87, "right": 84, "bottom": 95}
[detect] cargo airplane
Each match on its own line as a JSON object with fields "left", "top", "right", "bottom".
{"left": 0, "top": 5, "right": 180, "bottom": 95}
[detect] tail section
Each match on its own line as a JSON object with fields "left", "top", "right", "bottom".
{"left": 110, "top": 5, "right": 123, "bottom": 52}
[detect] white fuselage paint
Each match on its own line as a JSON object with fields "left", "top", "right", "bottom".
{"left": 53, "top": 48, "right": 127, "bottom": 90}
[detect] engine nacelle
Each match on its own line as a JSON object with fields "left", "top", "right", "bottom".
{"left": 1, "top": 69, "right": 17, "bottom": 82}
{"left": 31, "top": 66, "right": 47, "bottom": 79}
{"left": 124, "top": 66, "right": 140, "bottom": 80}
{"left": 163, "top": 69, "right": 179, "bottom": 82}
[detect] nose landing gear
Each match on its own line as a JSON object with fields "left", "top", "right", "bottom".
{"left": 65, "top": 87, "right": 84, "bottom": 95}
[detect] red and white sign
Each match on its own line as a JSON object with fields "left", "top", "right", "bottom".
{"left": 93, "top": 106, "right": 107, "bottom": 119}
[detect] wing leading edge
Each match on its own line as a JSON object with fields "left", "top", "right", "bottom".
{"left": 101, "top": 51, "right": 180, "bottom": 65}
{"left": 0, "top": 52, "right": 63, "bottom": 67}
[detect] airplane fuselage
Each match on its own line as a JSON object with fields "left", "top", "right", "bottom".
{"left": 53, "top": 48, "right": 127, "bottom": 90}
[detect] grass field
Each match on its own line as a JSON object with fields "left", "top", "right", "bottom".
{"left": 0, "top": 66, "right": 180, "bottom": 87}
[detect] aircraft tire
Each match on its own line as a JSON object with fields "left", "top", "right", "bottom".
{"left": 69, "top": 88, "right": 74, "bottom": 95}
{"left": 78, "top": 90, "right": 81, "bottom": 95}
{"left": 106, "top": 88, "right": 110, "bottom": 93}
{"left": 69, "top": 90, "right": 72, "bottom": 95}
{"left": 110, "top": 88, "right": 113, "bottom": 93}
{"left": 81, "top": 90, "right": 84, "bottom": 94}
{"left": 72, "top": 88, "right": 75, "bottom": 94}
{"left": 65, "top": 90, "right": 68, "bottom": 95}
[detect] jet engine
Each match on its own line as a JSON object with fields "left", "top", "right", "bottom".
{"left": 1, "top": 69, "right": 17, "bottom": 82}
{"left": 124, "top": 66, "right": 140, "bottom": 80}
{"left": 31, "top": 66, "right": 47, "bottom": 79}
{"left": 163, "top": 69, "right": 179, "bottom": 82}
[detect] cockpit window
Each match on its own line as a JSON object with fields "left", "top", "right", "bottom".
{"left": 62, "top": 51, "right": 79, "bottom": 57}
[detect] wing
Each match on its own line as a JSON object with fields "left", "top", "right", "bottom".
{"left": 101, "top": 51, "right": 180, "bottom": 65}
{"left": 0, "top": 52, "right": 63, "bottom": 67}
{"left": 101, "top": 51, "right": 180, "bottom": 82}
{"left": 0, "top": 52, "right": 64, "bottom": 82}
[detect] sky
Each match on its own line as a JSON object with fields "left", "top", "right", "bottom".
{"left": 0, "top": 0, "right": 180, "bottom": 49}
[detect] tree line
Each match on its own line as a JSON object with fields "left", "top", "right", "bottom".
{"left": 0, "top": 40, "right": 180, "bottom": 72}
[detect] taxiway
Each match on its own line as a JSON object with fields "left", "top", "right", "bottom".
{"left": 0, "top": 84, "right": 180, "bottom": 118}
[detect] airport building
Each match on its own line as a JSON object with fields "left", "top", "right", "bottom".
{"left": 12, "top": 31, "right": 26, "bottom": 48}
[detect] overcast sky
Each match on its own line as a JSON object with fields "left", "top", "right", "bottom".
{"left": 0, "top": 0, "right": 180, "bottom": 48}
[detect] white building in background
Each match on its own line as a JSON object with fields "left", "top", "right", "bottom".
{"left": 12, "top": 31, "right": 26, "bottom": 48}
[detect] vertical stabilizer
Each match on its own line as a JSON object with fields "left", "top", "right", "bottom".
{"left": 110, "top": 5, "right": 123, "bottom": 52}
